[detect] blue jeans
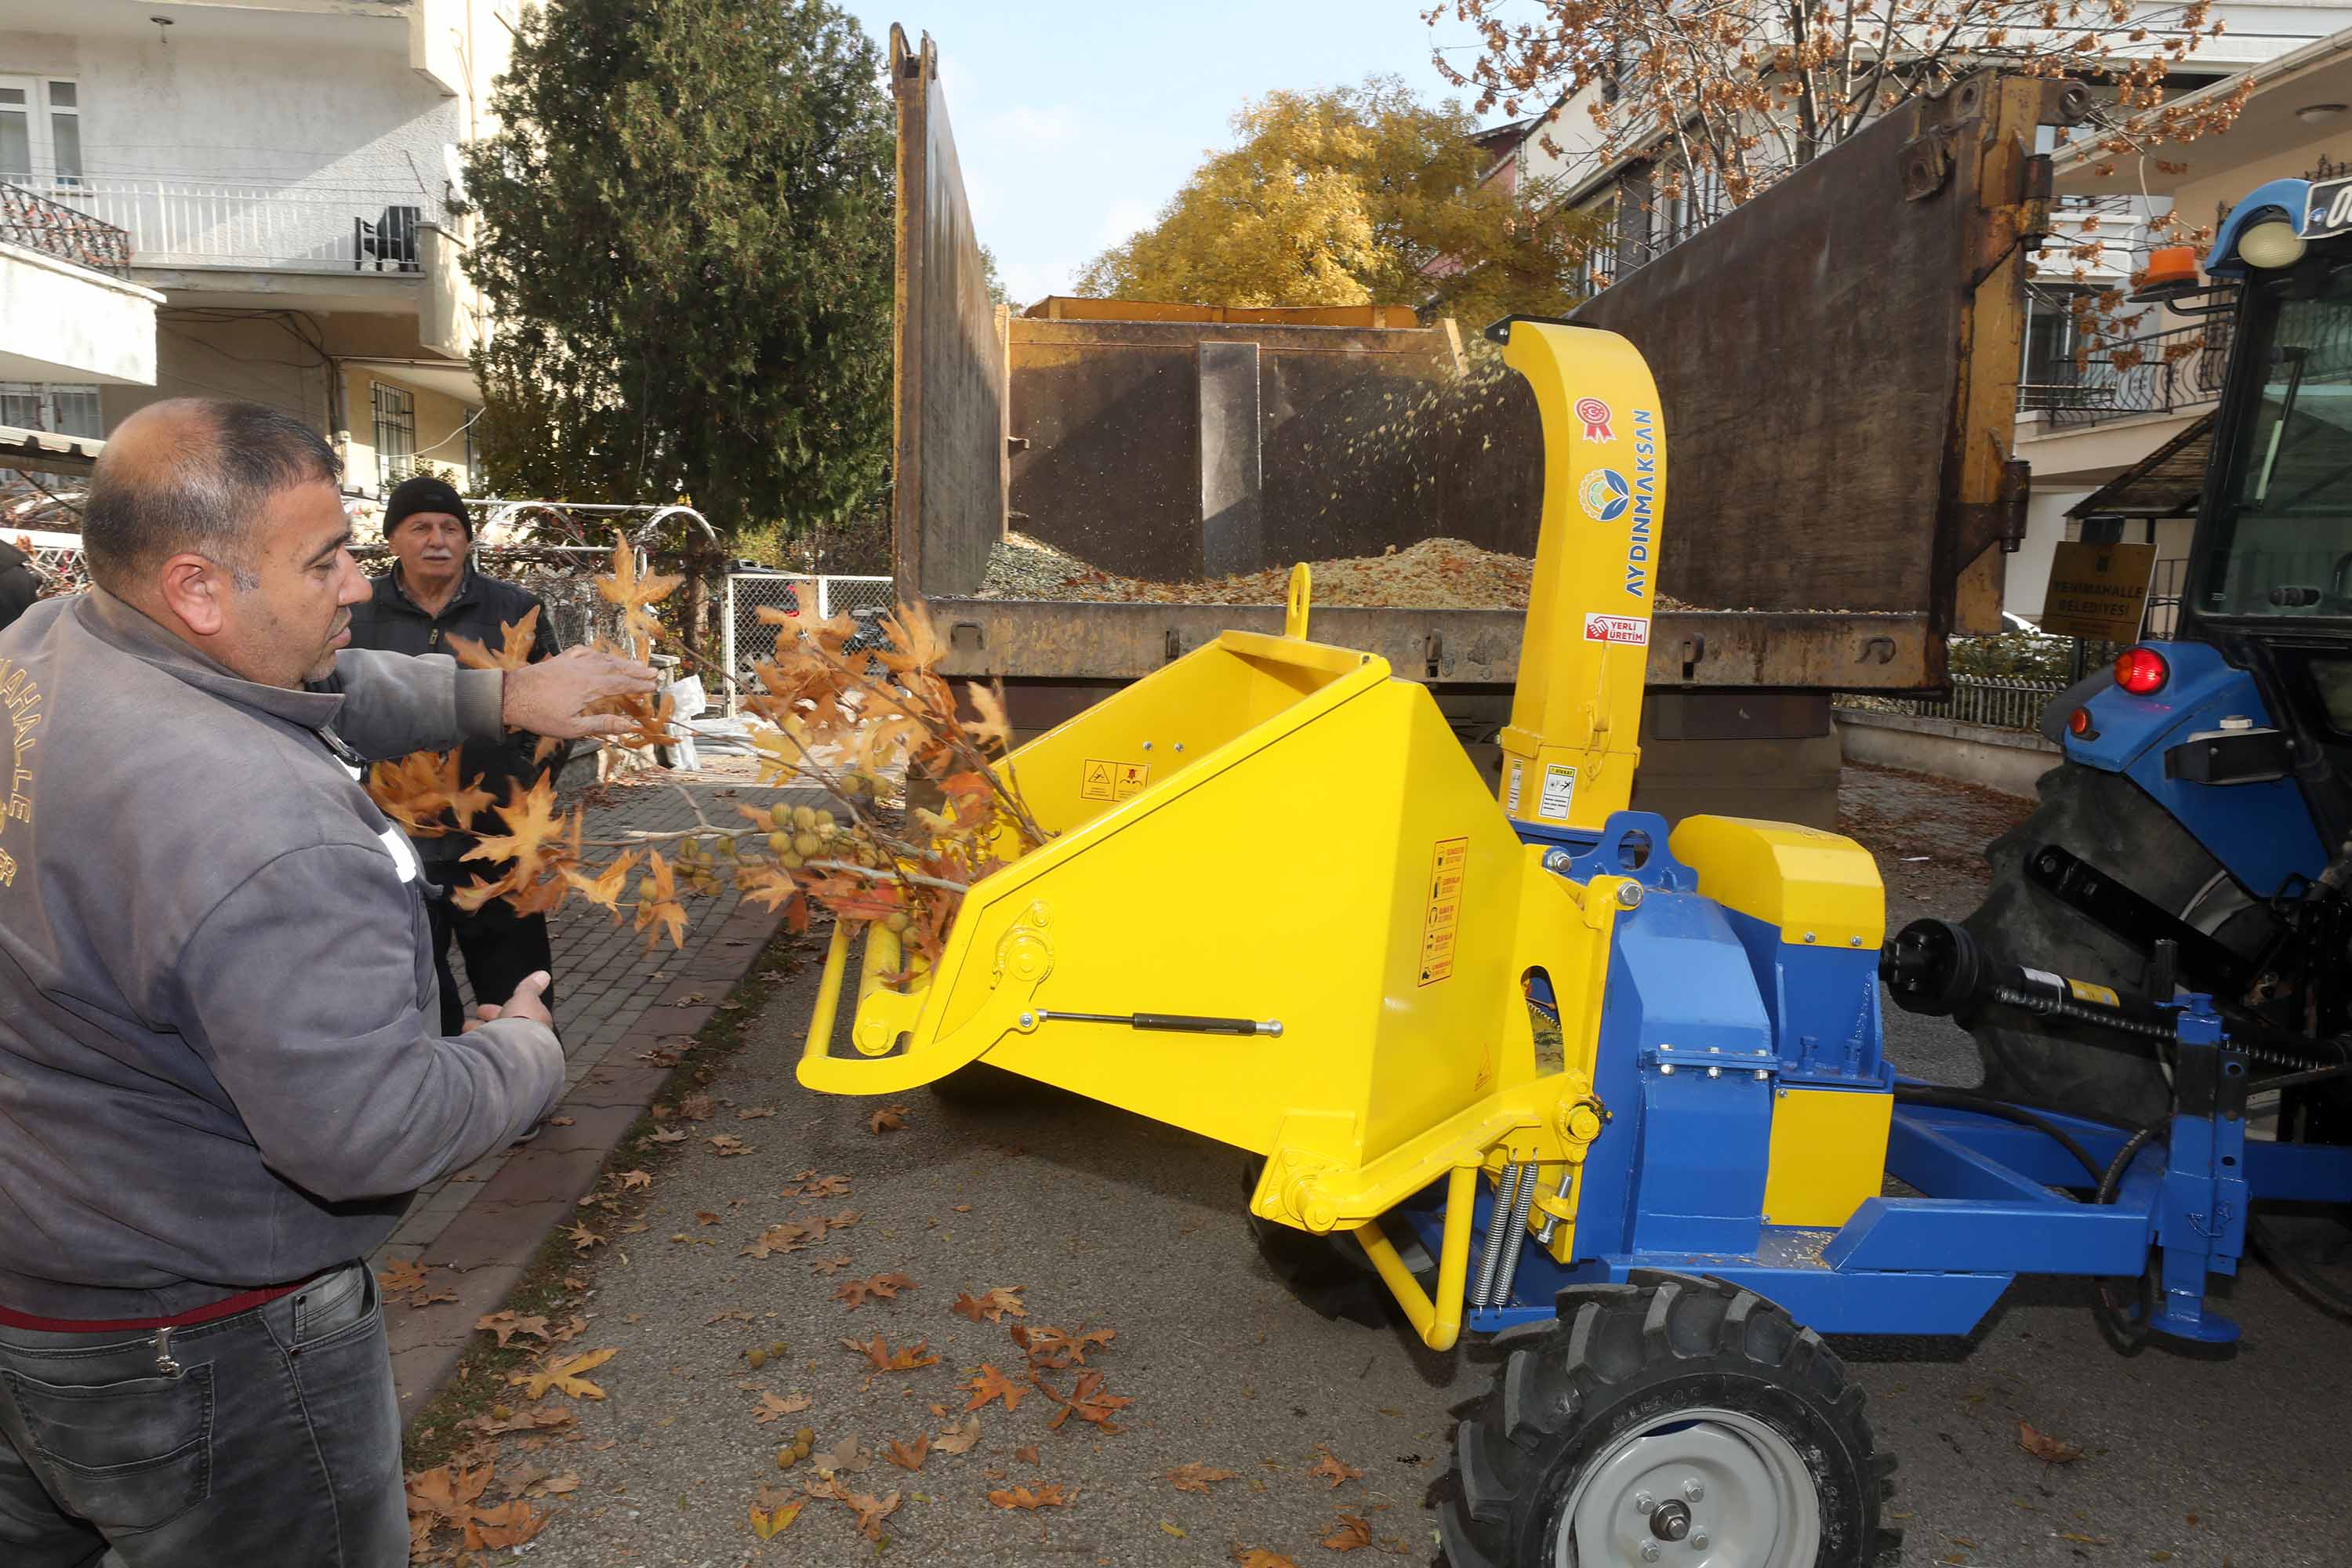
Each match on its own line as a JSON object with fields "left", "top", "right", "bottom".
{"left": 0, "top": 1260, "right": 406, "bottom": 1566}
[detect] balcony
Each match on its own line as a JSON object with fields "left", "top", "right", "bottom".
{"left": 13, "top": 177, "right": 429, "bottom": 274}
{"left": 0, "top": 180, "right": 130, "bottom": 278}
{"left": 2018, "top": 318, "right": 2233, "bottom": 429}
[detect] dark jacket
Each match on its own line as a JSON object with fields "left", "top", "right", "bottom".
{"left": 345, "top": 564, "right": 564, "bottom": 868}
{"left": 0, "top": 540, "right": 37, "bottom": 633}
{"left": 0, "top": 592, "right": 564, "bottom": 1320}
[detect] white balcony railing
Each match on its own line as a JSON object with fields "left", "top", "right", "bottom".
{"left": 18, "top": 178, "right": 429, "bottom": 273}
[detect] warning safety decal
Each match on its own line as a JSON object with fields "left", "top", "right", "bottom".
{"left": 1080, "top": 759, "right": 1150, "bottom": 802}
{"left": 1418, "top": 837, "right": 1468, "bottom": 986}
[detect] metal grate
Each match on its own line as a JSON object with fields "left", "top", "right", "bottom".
{"left": 1837, "top": 676, "right": 2067, "bottom": 732}
{"left": 0, "top": 180, "right": 129, "bottom": 277}
{"left": 720, "top": 572, "right": 896, "bottom": 706}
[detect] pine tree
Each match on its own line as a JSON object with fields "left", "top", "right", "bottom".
{"left": 462, "top": 0, "right": 893, "bottom": 543}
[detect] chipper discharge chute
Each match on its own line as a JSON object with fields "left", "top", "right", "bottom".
{"left": 800, "top": 321, "right": 2352, "bottom": 1568}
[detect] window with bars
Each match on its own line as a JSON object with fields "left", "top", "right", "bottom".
{"left": 0, "top": 382, "right": 101, "bottom": 437}
{"left": 0, "top": 78, "right": 82, "bottom": 185}
{"left": 372, "top": 380, "right": 416, "bottom": 488}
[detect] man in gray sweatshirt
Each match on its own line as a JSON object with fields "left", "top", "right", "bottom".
{"left": 0, "top": 398, "right": 655, "bottom": 1566}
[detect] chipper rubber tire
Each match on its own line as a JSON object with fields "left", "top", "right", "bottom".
{"left": 1961, "top": 762, "right": 2247, "bottom": 1128}
{"left": 1239, "top": 1157, "right": 1401, "bottom": 1328}
{"left": 1440, "top": 1272, "right": 1896, "bottom": 1568}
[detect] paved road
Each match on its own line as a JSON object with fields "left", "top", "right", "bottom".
{"left": 496, "top": 766, "right": 2350, "bottom": 1568}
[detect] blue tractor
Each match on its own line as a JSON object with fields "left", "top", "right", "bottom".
{"left": 1962, "top": 176, "right": 2352, "bottom": 1298}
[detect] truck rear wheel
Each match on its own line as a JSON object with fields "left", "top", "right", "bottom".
{"left": 1440, "top": 1273, "right": 1894, "bottom": 1568}
{"left": 1960, "top": 762, "right": 2234, "bottom": 1126}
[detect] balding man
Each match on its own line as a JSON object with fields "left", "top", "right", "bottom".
{"left": 0, "top": 399, "right": 655, "bottom": 1566}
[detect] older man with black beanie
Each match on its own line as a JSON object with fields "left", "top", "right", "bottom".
{"left": 347, "top": 474, "right": 566, "bottom": 1034}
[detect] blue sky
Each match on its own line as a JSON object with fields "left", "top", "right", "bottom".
{"left": 836, "top": 2, "right": 1508, "bottom": 305}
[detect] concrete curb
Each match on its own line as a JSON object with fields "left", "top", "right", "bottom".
{"left": 386, "top": 895, "right": 788, "bottom": 1421}
{"left": 1835, "top": 706, "right": 2060, "bottom": 800}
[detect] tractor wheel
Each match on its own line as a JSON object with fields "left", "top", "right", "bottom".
{"left": 1440, "top": 1272, "right": 1895, "bottom": 1568}
{"left": 1239, "top": 1157, "right": 1410, "bottom": 1328}
{"left": 1961, "top": 762, "right": 2252, "bottom": 1127}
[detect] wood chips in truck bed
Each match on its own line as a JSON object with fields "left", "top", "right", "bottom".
{"left": 975, "top": 532, "right": 1694, "bottom": 612}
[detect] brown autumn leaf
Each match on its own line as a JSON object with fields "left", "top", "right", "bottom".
{"left": 869, "top": 1105, "right": 908, "bottom": 1134}
{"left": 695, "top": 1210, "right": 722, "bottom": 1228}
{"left": 741, "top": 1221, "right": 824, "bottom": 1259}
{"left": 463, "top": 774, "right": 571, "bottom": 876}
{"left": 565, "top": 1221, "right": 603, "bottom": 1253}
{"left": 783, "top": 1171, "right": 853, "bottom": 1198}
{"left": 1323, "top": 1513, "right": 1374, "bottom": 1552}
{"left": 464, "top": 1498, "right": 547, "bottom": 1551}
{"left": 1014, "top": 1443, "right": 1040, "bottom": 1465}
{"left": 842, "top": 1334, "right": 940, "bottom": 1373}
{"left": 648, "top": 1126, "right": 689, "bottom": 1144}
{"left": 1232, "top": 1551, "right": 1300, "bottom": 1568}
{"left": 737, "top": 1105, "right": 776, "bottom": 1120}
{"left": 834, "top": 1272, "right": 918, "bottom": 1309}
{"left": 953, "top": 1286, "right": 1027, "bottom": 1323}
{"left": 677, "top": 1093, "right": 717, "bottom": 1122}
{"left": 1170, "top": 1462, "right": 1240, "bottom": 1494}
{"left": 747, "top": 1487, "right": 804, "bottom": 1540}
{"left": 988, "top": 1484, "right": 1073, "bottom": 1511}
{"left": 1307, "top": 1446, "right": 1363, "bottom": 1489}
{"left": 378, "top": 1258, "right": 430, "bottom": 1295}
{"left": 474, "top": 1310, "right": 553, "bottom": 1348}
{"left": 1036, "top": 1368, "right": 1132, "bottom": 1432}
{"left": 1012, "top": 1323, "right": 1116, "bottom": 1369}
{"left": 562, "top": 851, "right": 637, "bottom": 910}
{"left": 964, "top": 681, "right": 1014, "bottom": 754}
{"left": 2019, "top": 1421, "right": 2084, "bottom": 1465}
{"left": 707, "top": 1134, "right": 753, "bottom": 1157}
{"left": 752, "top": 1392, "right": 812, "bottom": 1425}
{"left": 886, "top": 1435, "right": 931, "bottom": 1472}
{"left": 811, "top": 1253, "right": 855, "bottom": 1276}
{"left": 508, "top": 1348, "right": 619, "bottom": 1402}
{"left": 615, "top": 1170, "right": 653, "bottom": 1191}
{"left": 934, "top": 1414, "right": 982, "bottom": 1454}
{"left": 840, "top": 1486, "right": 901, "bottom": 1541}
{"left": 405, "top": 1461, "right": 492, "bottom": 1534}
{"left": 962, "top": 1363, "right": 1028, "bottom": 1413}
{"left": 445, "top": 606, "right": 541, "bottom": 672}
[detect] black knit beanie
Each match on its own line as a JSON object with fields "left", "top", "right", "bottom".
{"left": 383, "top": 474, "right": 471, "bottom": 539}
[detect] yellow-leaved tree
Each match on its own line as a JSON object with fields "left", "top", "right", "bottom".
{"left": 1073, "top": 76, "right": 1601, "bottom": 324}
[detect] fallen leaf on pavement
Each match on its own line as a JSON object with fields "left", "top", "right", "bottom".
{"left": 1012, "top": 1323, "right": 1115, "bottom": 1369}
{"left": 1308, "top": 1446, "right": 1363, "bottom": 1489}
{"left": 951, "top": 1203, "right": 971, "bottom": 1213}
{"left": 812, "top": 1254, "right": 855, "bottom": 1276}
{"left": 547, "top": 1115, "right": 575, "bottom": 1127}
{"left": 463, "top": 1498, "right": 546, "bottom": 1550}
{"left": 708, "top": 1134, "right": 753, "bottom": 1157}
{"left": 1014, "top": 1443, "right": 1040, "bottom": 1465}
{"left": 405, "top": 1461, "right": 491, "bottom": 1534}
{"left": 738, "top": 1106, "right": 776, "bottom": 1120}
{"left": 648, "top": 1127, "right": 688, "bottom": 1144}
{"left": 706, "top": 1308, "right": 755, "bottom": 1325}
{"left": 564, "top": 1222, "right": 603, "bottom": 1252}
{"left": 468, "top": 1405, "right": 575, "bottom": 1438}
{"left": 753, "top": 1392, "right": 812, "bottom": 1425}
{"left": 748, "top": 1485, "right": 804, "bottom": 1540}
{"left": 988, "top": 1484, "right": 1072, "bottom": 1510}
{"left": 508, "top": 1348, "right": 619, "bottom": 1402}
{"left": 2018, "top": 1422, "right": 2083, "bottom": 1465}
{"left": 1233, "top": 1551, "right": 1299, "bottom": 1568}
{"left": 1323, "top": 1513, "right": 1374, "bottom": 1551}
{"left": 934, "top": 1416, "right": 982, "bottom": 1454}
{"left": 869, "top": 1105, "right": 908, "bottom": 1134}
{"left": 962, "top": 1363, "right": 1027, "bottom": 1413}
{"left": 474, "top": 1311, "right": 552, "bottom": 1348}
{"left": 1170, "top": 1463, "right": 1240, "bottom": 1494}
{"left": 841, "top": 1487, "right": 900, "bottom": 1540}
{"left": 379, "top": 1258, "right": 430, "bottom": 1294}
{"left": 887, "top": 1435, "right": 930, "bottom": 1472}
{"left": 695, "top": 1210, "right": 722, "bottom": 1227}
{"left": 742, "top": 1221, "right": 824, "bottom": 1259}
{"left": 815, "top": 1434, "right": 870, "bottom": 1475}
{"left": 1160, "top": 1520, "right": 1189, "bottom": 1538}
{"left": 834, "top": 1272, "right": 917, "bottom": 1309}
{"left": 1036, "top": 1369, "right": 1132, "bottom": 1432}
{"left": 677, "top": 1093, "right": 717, "bottom": 1121}
{"left": 953, "top": 1286, "right": 1027, "bottom": 1323}
{"left": 615, "top": 1169, "right": 653, "bottom": 1190}
{"left": 783, "top": 1171, "right": 853, "bottom": 1198}
{"left": 843, "top": 1334, "right": 939, "bottom": 1372}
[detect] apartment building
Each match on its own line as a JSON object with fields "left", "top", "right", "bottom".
{"left": 0, "top": 0, "right": 516, "bottom": 494}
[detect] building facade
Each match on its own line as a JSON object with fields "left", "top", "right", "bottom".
{"left": 0, "top": 0, "right": 515, "bottom": 495}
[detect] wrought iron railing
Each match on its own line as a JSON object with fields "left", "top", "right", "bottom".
{"left": 2019, "top": 318, "right": 2233, "bottom": 426}
{"left": 1838, "top": 676, "right": 2067, "bottom": 733}
{"left": 8, "top": 177, "right": 423, "bottom": 272}
{"left": 0, "top": 181, "right": 131, "bottom": 278}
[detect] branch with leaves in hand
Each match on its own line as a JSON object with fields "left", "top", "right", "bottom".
{"left": 368, "top": 534, "right": 1043, "bottom": 975}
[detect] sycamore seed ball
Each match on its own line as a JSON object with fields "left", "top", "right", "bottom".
{"left": 746, "top": 1348, "right": 766, "bottom": 1369}
{"left": 635, "top": 877, "right": 656, "bottom": 902}
{"left": 813, "top": 810, "right": 835, "bottom": 833}
{"left": 770, "top": 803, "right": 793, "bottom": 829}
{"left": 885, "top": 912, "right": 910, "bottom": 934}
{"left": 792, "top": 804, "right": 816, "bottom": 830}
{"left": 768, "top": 831, "right": 791, "bottom": 856}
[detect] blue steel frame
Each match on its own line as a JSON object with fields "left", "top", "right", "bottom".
{"left": 1385, "top": 811, "right": 2352, "bottom": 1348}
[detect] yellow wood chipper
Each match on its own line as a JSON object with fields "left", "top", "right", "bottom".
{"left": 796, "top": 319, "right": 2352, "bottom": 1568}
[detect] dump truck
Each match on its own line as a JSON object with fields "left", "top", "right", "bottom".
{"left": 798, "top": 304, "right": 2352, "bottom": 1568}
{"left": 882, "top": 27, "right": 2092, "bottom": 827}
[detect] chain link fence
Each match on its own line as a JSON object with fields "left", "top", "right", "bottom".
{"left": 720, "top": 572, "right": 895, "bottom": 703}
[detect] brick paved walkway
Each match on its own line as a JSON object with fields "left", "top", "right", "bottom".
{"left": 368, "top": 753, "right": 822, "bottom": 1414}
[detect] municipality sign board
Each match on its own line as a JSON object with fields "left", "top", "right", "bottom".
{"left": 2038, "top": 541, "right": 2158, "bottom": 642}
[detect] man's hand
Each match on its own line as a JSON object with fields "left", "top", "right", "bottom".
{"left": 503, "top": 647, "right": 659, "bottom": 739}
{"left": 463, "top": 971, "right": 555, "bottom": 1033}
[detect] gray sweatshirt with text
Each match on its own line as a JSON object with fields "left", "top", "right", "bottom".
{"left": 0, "top": 590, "right": 565, "bottom": 1320}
